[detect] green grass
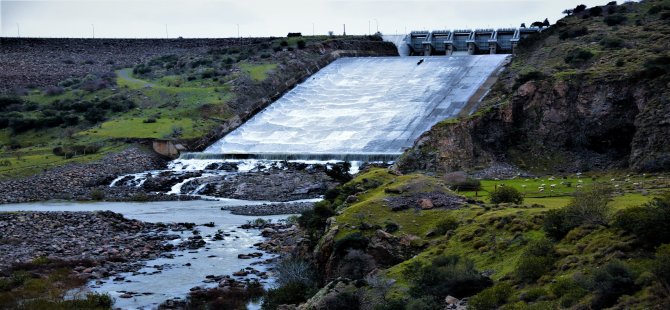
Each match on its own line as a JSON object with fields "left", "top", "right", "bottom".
{"left": 239, "top": 63, "right": 278, "bottom": 81}
{"left": 78, "top": 117, "right": 203, "bottom": 139}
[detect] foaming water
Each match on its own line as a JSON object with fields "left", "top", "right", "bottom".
{"left": 205, "top": 56, "right": 509, "bottom": 156}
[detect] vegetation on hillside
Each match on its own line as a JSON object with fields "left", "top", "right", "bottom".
{"left": 0, "top": 35, "right": 389, "bottom": 179}
{"left": 283, "top": 167, "right": 670, "bottom": 309}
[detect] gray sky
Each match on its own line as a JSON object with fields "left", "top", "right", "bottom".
{"left": 1, "top": 0, "right": 624, "bottom": 38}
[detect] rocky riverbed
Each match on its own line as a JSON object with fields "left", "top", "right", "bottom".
{"left": 0, "top": 146, "right": 167, "bottom": 204}
{"left": 0, "top": 211, "right": 190, "bottom": 275}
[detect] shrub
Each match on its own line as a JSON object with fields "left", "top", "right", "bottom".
{"left": 406, "top": 254, "right": 492, "bottom": 299}
{"left": 333, "top": 233, "right": 369, "bottom": 257}
{"left": 589, "top": 6, "right": 603, "bottom": 16}
{"left": 133, "top": 64, "right": 151, "bottom": 75}
{"left": 559, "top": 26, "right": 588, "bottom": 40}
{"left": 434, "top": 216, "right": 459, "bottom": 235}
{"left": 43, "top": 86, "right": 64, "bottom": 96}
{"left": 262, "top": 282, "right": 317, "bottom": 310}
{"left": 574, "top": 4, "right": 587, "bottom": 14}
{"left": 653, "top": 244, "right": 670, "bottom": 286}
{"left": 600, "top": 37, "right": 625, "bottom": 48}
{"left": 588, "top": 260, "right": 637, "bottom": 309}
{"left": 406, "top": 296, "right": 442, "bottom": 310}
{"left": 639, "top": 55, "right": 670, "bottom": 79}
{"left": 490, "top": 186, "right": 524, "bottom": 204}
{"left": 298, "top": 201, "right": 335, "bottom": 233}
{"left": 543, "top": 208, "right": 573, "bottom": 240}
{"left": 297, "top": 40, "right": 307, "bottom": 49}
{"left": 84, "top": 107, "right": 106, "bottom": 123}
{"left": 543, "top": 185, "right": 612, "bottom": 240}
{"left": 564, "top": 48, "right": 594, "bottom": 64}
{"left": 90, "top": 189, "right": 105, "bottom": 201}
{"left": 613, "top": 193, "right": 670, "bottom": 246}
{"left": 338, "top": 249, "right": 376, "bottom": 280}
{"left": 384, "top": 222, "right": 399, "bottom": 233}
{"left": 469, "top": 283, "right": 513, "bottom": 310}
{"left": 143, "top": 118, "right": 157, "bottom": 123}
{"left": 604, "top": 14, "right": 627, "bottom": 26}
{"left": 276, "top": 257, "right": 316, "bottom": 287}
{"left": 551, "top": 277, "right": 588, "bottom": 308}
{"left": 280, "top": 40, "right": 289, "bottom": 47}
{"left": 451, "top": 179, "right": 482, "bottom": 191}
{"left": 516, "top": 238, "right": 555, "bottom": 282}
{"left": 515, "top": 70, "right": 545, "bottom": 88}
{"left": 326, "top": 162, "right": 352, "bottom": 183}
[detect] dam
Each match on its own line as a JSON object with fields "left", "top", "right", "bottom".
{"left": 201, "top": 55, "right": 510, "bottom": 161}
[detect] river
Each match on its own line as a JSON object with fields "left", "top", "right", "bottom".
{"left": 0, "top": 200, "right": 292, "bottom": 309}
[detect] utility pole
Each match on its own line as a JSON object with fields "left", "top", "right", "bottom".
{"left": 236, "top": 24, "right": 240, "bottom": 38}
{"left": 343, "top": 24, "right": 346, "bottom": 36}
{"left": 92, "top": 24, "right": 95, "bottom": 38}
{"left": 17, "top": 23, "right": 20, "bottom": 37}
{"left": 312, "top": 22, "right": 315, "bottom": 36}
{"left": 368, "top": 20, "right": 371, "bottom": 35}
{"left": 165, "top": 24, "right": 168, "bottom": 39}
{"left": 375, "top": 19, "right": 379, "bottom": 33}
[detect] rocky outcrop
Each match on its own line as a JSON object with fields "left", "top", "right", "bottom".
{"left": 397, "top": 63, "right": 670, "bottom": 174}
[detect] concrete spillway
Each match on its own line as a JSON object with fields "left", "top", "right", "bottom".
{"left": 204, "top": 55, "right": 509, "bottom": 159}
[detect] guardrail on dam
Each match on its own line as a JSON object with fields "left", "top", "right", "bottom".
{"left": 404, "top": 27, "right": 542, "bottom": 56}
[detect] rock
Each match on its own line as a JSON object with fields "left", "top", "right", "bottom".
{"left": 445, "top": 295, "right": 459, "bottom": 305}
{"left": 419, "top": 198, "right": 434, "bottom": 210}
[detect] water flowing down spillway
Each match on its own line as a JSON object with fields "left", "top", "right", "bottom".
{"left": 204, "top": 55, "right": 509, "bottom": 159}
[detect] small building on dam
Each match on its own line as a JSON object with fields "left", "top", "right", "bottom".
{"left": 405, "top": 27, "right": 542, "bottom": 56}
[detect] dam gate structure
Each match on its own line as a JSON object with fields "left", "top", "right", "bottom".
{"left": 406, "top": 27, "right": 542, "bottom": 56}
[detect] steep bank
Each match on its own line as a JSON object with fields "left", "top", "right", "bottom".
{"left": 397, "top": 0, "right": 670, "bottom": 174}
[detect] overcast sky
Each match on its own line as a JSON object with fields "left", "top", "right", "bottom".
{"left": 1, "top": 0, "right": 626, "bottom": 38}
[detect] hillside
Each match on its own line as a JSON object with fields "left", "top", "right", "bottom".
{"left": 0, "top": 36, "right": 396, "bottom": 180}
{"left": 397, "top": 0, "right": 670, "bottom": 175}
{"left": 264, "top": 1, "right": 670, "bottom": 310}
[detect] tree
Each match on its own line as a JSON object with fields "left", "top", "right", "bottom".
{"left": 563, "top": 9, "right": 574, "bottom": 16}
{"left": 574, "top": 4, "right": 587, "bottom": 14}
{"left": 543, "top": 18, "right": 550, "bottom": 27}
{"left": 520, "top": 23, "right": 527, "bottom": 28}
{"left": 531, "top": 21, "right": 545, "bottom": 28}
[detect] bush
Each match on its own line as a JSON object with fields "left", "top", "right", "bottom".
{"left": 143, "top": 118, "right": 157, "bottom": 123}
{"left": 406, "top": 296, "right": 442, "bottom": 310}
{"left": 600, "top": 37, "right": 625, "bottom": 48}
{"left": 333, "top": 232, "right": 369, "bottom": 257}
{"left": 613, "top": 193, "right": 670, "bottom": 246}
{"left": 384, "top": 222, "right": 399, "bottom": 233}
{"left": 90, "top": 189, "right": 105, "bottom": 201}
{"left": 297, "top": 40, "right": 307, "bottom": 49}
{"left": 516, "top": 238, "right": 555, "bottom": 282}
{"left": 434, "top": 216, "right": 459, "bottom": 235}
{"left": 559, "top": 26, "right": 588, "bottom": 40}
{"left": 338, "top": 249, "right": 376, "bottom": 280}
{"left": 469, "top": 283, "right": 513, "bottom": 310}
{"left": 262, "top": 282, "right": 317, "bottom": 310}
{"left": 490, "top": 186, "right": 524, "bottom": 204}
{"left": 515, "top": 70, "right": 545, "bottom": 88}
{"left": 604, "top": 14, "right": 627, "bottom": 26}
{"left": 551, "top": 277, "right": 588, "bottom": 308}
{"left": 84, "top": 107, "right": 106, "bottom": 123}
{"left": 653, "top": 244, "right": 670, "bottom": 286}
{"left": 564, "top": 48, "right": 594, "bottom": 64}
{"left": 588, "top": 260, "right": 637, "bottom": 309}
{"left": 543, "top": 185, "right": 612, "bottom": 240}
{"left": 326, "top": 162, "right": 352, "bottom": 183}
{"left": 298, "top": 201, "right": 335, "bottom": 233}
{"left": 574, "top": 4, "right": 587, "bottom": 14}
{"left": 639, "top": 55, "right": 670, "bottom": 79}
{"left": 406, "top": 254, "right": 492, "bottom": 299}
{"left": 276, "top": 257, "right": 316, "bottom": 287}
{"left": 451, "top": 179, "right": 482, "bottom": 191}
{"left": 589, "top": 6, "right": 603, "bottom": 16}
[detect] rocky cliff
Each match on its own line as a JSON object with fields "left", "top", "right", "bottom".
{"left": 398, "top": 0, "right": 670, "bottom": 174}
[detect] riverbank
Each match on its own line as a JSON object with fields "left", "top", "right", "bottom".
{"left": 0, "top": 211, "right": 190, "bottom": 275}
{"left": 0, "top": 146, "right": 167, "bottom": 204}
